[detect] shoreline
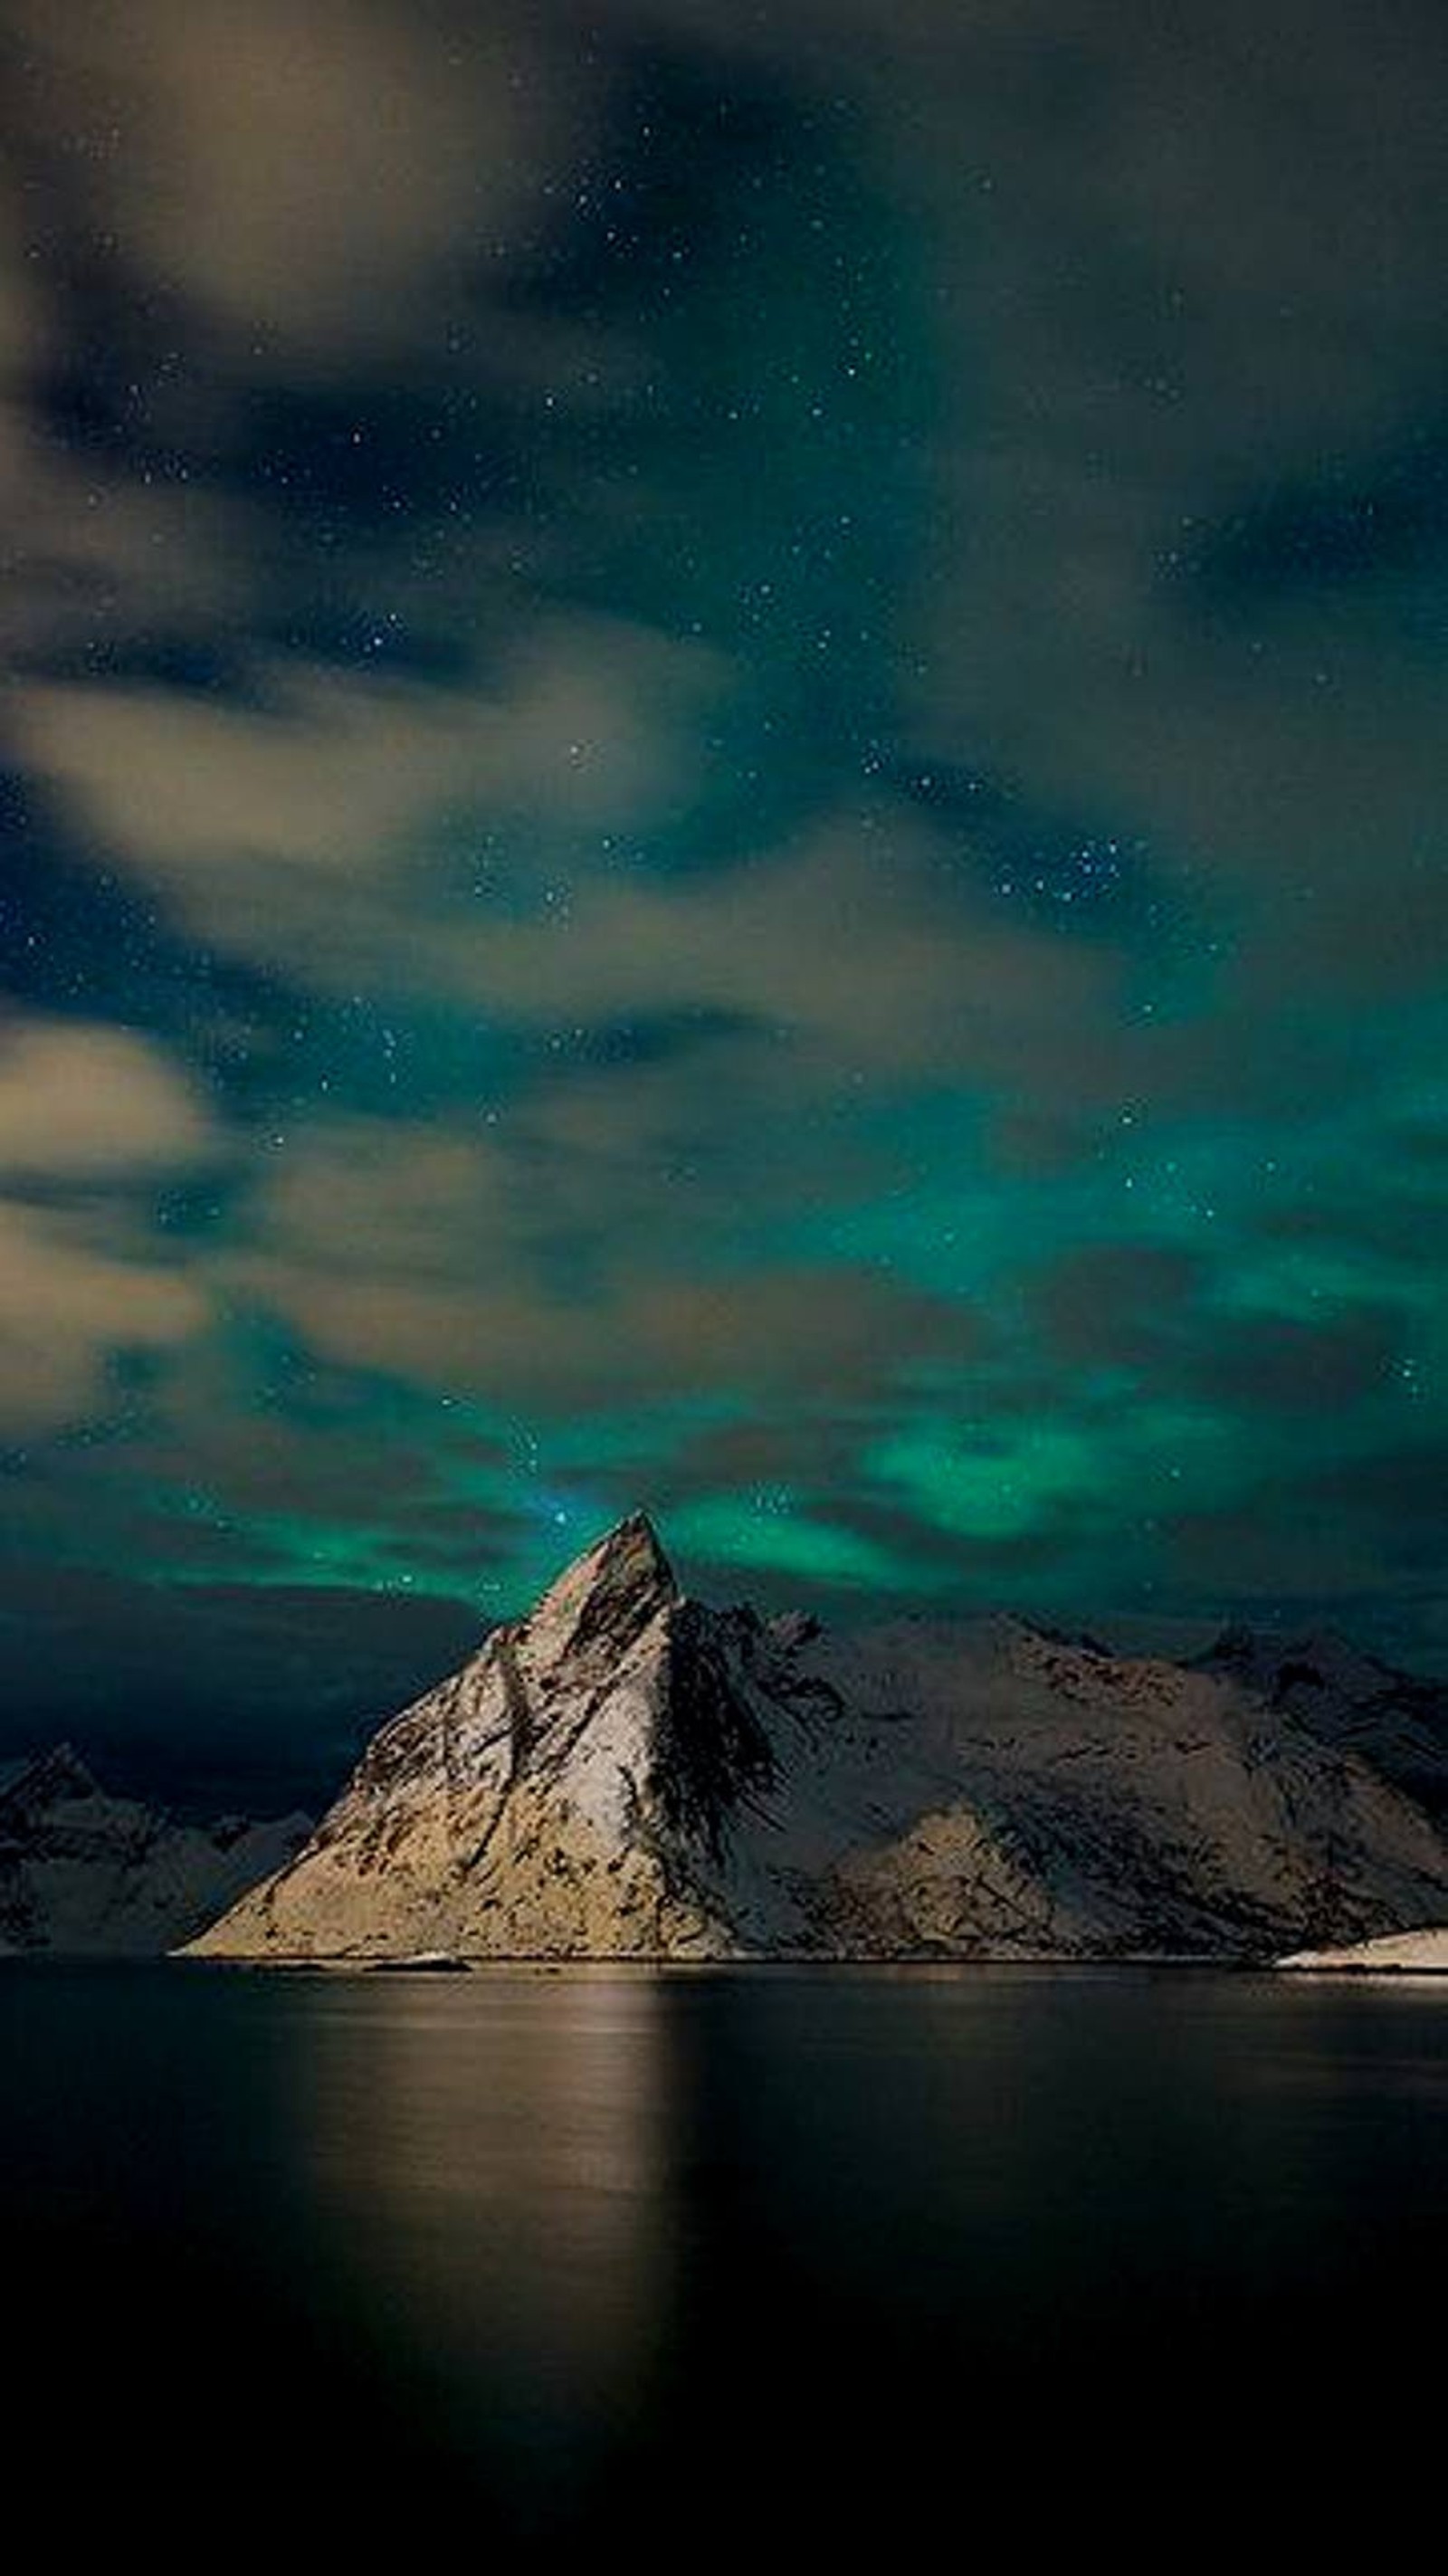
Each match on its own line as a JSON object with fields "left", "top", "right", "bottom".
{"left": 5, "top": 1947, "right": 1446, "bottom": 1977}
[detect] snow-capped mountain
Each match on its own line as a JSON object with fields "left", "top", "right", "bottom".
{"left": 187, "top": 1515, "right": 1448, "bottom": 1963}
{"left": 0, "top": 1744, "right": 310, "bottom": 1956}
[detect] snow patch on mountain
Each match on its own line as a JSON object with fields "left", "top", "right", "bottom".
{"left": 1279, "top": 1924, "right": 1448, "bottom": 1971}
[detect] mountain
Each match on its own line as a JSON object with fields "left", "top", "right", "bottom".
{"left": 1279, "top": 1926, "right": 1448, "bottom": 1971}
{"left": 1196, "top": 1625, "right": 1448, "bottom": 1816}
{"left": 187, "top": 1514, "right": 1448, "bottom": 1963}
{"left": 0, "top": 1744, "right": 311, "bottom": 1956}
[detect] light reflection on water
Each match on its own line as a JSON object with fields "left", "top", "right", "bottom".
{"left": 3, "top": 1964, "right": 1444, "bottom": 2549}
{"left": 300, "top": 1968, "right": 674, "bottom": 2488}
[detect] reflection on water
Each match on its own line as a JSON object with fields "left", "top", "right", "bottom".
{"left": 2, "top": 1964, "right": 1444, "bottom": 2552}
{"left": 300, "top": 1970, "right": 673, "bottom": 2505}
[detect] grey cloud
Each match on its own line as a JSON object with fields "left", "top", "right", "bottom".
{"left": 9, "top": 0, "right": 584, "bottom": 364}
{"left": 0, "top": 1199, "right": 206, "bottom": 1431}
{"left": 0, "top": 1015, "right": 212, "bottom": 1176}
{"left": 225, "top": 1100, "right": 988, "bottom": 1411}
{"left": 0, "top": 1017, "right": 214, "bottom": 1430}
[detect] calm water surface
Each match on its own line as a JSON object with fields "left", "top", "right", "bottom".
{"left": 3, "top": 1965, "right": 1443, "bottom": 2552}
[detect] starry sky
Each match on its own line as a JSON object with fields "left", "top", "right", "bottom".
{"left": 1, "top": 0, "right": 1445, "bottom": 1805}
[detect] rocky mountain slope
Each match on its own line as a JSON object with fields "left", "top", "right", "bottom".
{"left": 0, "top": 1745, "right": 310, "bottom": 1955}
{"left": 188, "top": 1514, "right": 1448, "bottom": 1963}
{"left": 1195, "top": 1625, "right": 1448, "bottom": 1816}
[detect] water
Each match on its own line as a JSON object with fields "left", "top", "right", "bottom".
{"left": 3, "top": 1964, "right": 1443, "bottom": 2553}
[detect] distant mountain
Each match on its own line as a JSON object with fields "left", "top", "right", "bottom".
{"left": 0, "top": 1745, "right": 310, "bottom": 1956}
{"left": 188, "top": 1515, "right": 1448, "bottom": 1963}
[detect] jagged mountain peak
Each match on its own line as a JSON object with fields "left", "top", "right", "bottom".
{"left": 0, "top": 1741, "right": 100, "bottom": 1810}
{"left": 527, "top": 1511, "right": 679, "bottom": 1661}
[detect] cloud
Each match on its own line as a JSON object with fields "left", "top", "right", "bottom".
{"left": 0, "top": 1, "right": 608, "bottom": 694}
{"left": 877, "top": 2, "right": 1448, "bottom": 990}
{"left": 7, "top": 0, "right": 1445, "bottom": 1007}
{"left": 223, "top": 1100, "right": 987, "bottom": 1412}
{"left": 10, "top": 0, "right": 582, "bottom": 363}
{"left": 15, "top": 600, "right": 1148, "bottom": 1111}
{"left": 0, "top": 1014, "right": 211, "bottom": 1177}
{"left": 634, "top": 1268, "right": 986, "bottom": 1392}
{"left": 12, "top": 616, "right": 729, "bottom": 950}
{"left": 0, "top": 1017, "right": 213, "bottom": 1429}
{"left": 450, "top": 818, "right": 1127, "bottom": 1087}
{"left": 1, "top": 0, "right": 1444, "bottom": 1723}
{"left": 0, "top": 1199, "right": 206, "bottom": 1432}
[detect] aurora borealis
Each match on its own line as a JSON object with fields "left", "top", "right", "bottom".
{"left": 1, "top": 1, "right": 1445, "bottom": 1801}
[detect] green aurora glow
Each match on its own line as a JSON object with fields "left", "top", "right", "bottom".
{"left": 1, "top": 3, "right": 1444, "bottom": 1799}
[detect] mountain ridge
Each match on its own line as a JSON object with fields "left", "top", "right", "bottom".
{"left": 187, "top": 1516, "right": 1448, "bottom": 1964}
{"left": 0, "top": 1745, "right": 311, "bottom": 1956}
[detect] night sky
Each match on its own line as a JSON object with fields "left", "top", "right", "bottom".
{"left": 2, "top": 1, "right": 1445, "bottom": 1806}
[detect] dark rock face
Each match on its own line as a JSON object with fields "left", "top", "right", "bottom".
{"left": 650, "top": 1601, "right": 778, "bottom": 1865}
{"left": 1196, "top": 1625, "right": 1448, "bottom": 1818}
{"left": 189, "top": 1520, "right": 1448, "bottom": 1964}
